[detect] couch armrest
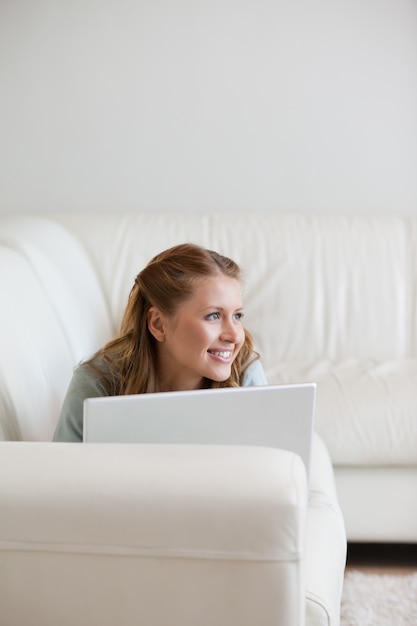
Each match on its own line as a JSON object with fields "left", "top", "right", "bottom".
{"left": 0, "top": 442, "right": 308, "bottom": 626}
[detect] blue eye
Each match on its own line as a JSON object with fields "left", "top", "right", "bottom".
{"left": 205, "top": 311, "right": 244, "bottom": 321}
{"left": 205, "top": 312, "right": 220, "bottom": 321}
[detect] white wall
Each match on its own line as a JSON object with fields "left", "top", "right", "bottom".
{"left": 0, "top": 0, "right": 416, "bottom": 215}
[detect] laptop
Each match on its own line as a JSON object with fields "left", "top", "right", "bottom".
{"left": 83, "top": 383, "right": 316, "bottom": 475}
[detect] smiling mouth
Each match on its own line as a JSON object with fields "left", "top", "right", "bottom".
{"left": 208, "top": 350, "right": 233, "bottom": 360}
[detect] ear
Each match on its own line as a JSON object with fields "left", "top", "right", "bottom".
{"left": 147, "top": 306, "right": 166, "bottom": 342}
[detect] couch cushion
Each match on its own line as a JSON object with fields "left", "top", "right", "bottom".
{"left": 267, "top": 359, "right": 417, "bottom": 466}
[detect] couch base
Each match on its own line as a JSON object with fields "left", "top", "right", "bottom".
{"left": 335, "top": 466, "right": 417, "bottom": 542}
{"left": 0, "top": 438, "right": 346, "bottom": 626}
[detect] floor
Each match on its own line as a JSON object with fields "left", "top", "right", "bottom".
{"left": 345, "top": 543, "right": 417, "bottom": 576}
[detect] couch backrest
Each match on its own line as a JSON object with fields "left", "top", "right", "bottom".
{"left": 1, "top": 213, "right": 416, "bottom": 440}
{"left": 55, "top": 213, "right": 417, "bottom": 363}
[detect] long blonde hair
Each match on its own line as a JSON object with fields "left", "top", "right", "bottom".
{"left": 86, "top": 243, "right": 259, "bottom": 394}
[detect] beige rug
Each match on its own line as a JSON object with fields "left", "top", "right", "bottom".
{"left": 341, "top": 570, "right": 417, "bottom": 625}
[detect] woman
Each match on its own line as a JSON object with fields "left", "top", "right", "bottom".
{"left": 53, "top": 243, "right": 267, "bottom": 442}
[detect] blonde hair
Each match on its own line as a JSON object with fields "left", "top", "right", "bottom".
{"left": 86, "top": 243, "right": 259, "bottom": 394}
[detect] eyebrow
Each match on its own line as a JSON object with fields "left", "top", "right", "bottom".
{"left": 201, "top": 305, "right": 244, "bottom": 312}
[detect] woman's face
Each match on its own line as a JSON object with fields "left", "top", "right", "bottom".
{"left": 149, "top": 275, "right": 245, "bottom": 391}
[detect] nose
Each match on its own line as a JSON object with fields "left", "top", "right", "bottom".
{"left": 220, "top": 318, "right": 241, "bottom": 345}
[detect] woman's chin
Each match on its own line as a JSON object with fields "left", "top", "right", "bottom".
{"left": 208, "top": 365, "right": 232, "bottom": 382}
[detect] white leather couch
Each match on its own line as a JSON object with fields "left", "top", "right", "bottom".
{"left": 7, "top": 211, "right": 416, "bottom": 624}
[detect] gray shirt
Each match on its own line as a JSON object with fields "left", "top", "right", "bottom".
{"left": 53, "top": 358, "right": 268, "bottom": 442}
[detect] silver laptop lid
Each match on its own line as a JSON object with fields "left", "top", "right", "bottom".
{"left": 83, "top": 383, "right": 316, "bottom": 475}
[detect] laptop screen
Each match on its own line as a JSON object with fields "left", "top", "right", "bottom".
{"left": 83, "top": 383, "right": 316, "bottom": 475}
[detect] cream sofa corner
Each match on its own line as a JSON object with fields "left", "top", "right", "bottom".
{"left": 11, "top": 211, "right": 416, "bottom": 624}
{"left": 1, "top": 440, "right": 317, "bottom": 626}
{"left": 7, "top": 211, "right": 413, "bottom": 545}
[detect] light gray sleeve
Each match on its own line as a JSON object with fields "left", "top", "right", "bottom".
{"left": 242, "top": 359, "right": 268, "bottom": 387}
{"left": 53, "top": 365, "right": 108, "bottom": 443}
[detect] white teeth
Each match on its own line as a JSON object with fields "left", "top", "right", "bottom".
{"left": 210, "top": 351, "right": 232, "bottom": 358}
